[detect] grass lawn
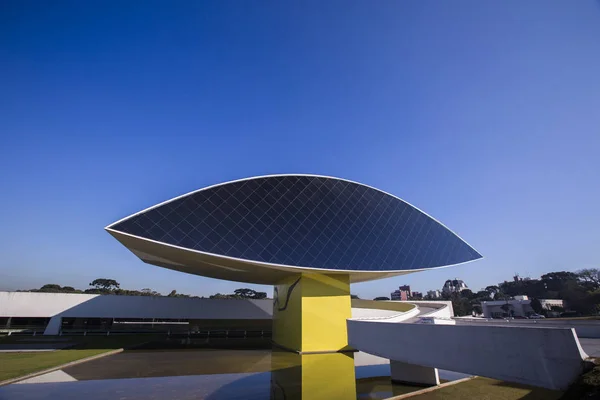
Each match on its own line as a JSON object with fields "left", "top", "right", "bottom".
{"left": 559, "top": 358, "right": 600, "bottom": 399}
{"left": 0, "top": 349, "right": 111, "bottom": 382}
{"left": 0, "top": 334, "right": 156, "bottom": 348}
{"left": 410, "top": 377, "right": 563, "bottom": 400}
{"left": 0, "top": 335, "right": 155, "bottom": 382}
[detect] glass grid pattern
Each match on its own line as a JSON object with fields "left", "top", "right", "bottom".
{"left": 112, "top": 176, "right": 481, "bottom": 271}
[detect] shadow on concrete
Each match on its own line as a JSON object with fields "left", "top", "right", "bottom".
{"left": 40, "top": 294, "right": 272, "bottom": 335}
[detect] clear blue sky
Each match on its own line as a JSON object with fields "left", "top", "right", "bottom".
{"left": 1, "top": 1, "right": 599, "bottom": 299}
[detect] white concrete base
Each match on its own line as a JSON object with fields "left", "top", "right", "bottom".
{"left": 391, "top": 360, "right": 440, "bottom": 386}
{"left": 354, "top": 351, "right": 389, "bottom": 366}
{"left": 418, "top": 317, "right": 456, "bottom": 325}
{"left": 15, "top": 370, "right": 77, "bottom": 384}
{"left": 348, "top": 320, "right": 589, "bottom": 390}
{"left": 43, "top": 316, "right": 61, "bottom": 335}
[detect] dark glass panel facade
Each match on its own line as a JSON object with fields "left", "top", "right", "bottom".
{"left": 111, "top": 176, "right": 481, "bottom": 271}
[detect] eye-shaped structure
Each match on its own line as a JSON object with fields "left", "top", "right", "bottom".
{"left": 106, "top": 175, "right": 481, "bottom": 284}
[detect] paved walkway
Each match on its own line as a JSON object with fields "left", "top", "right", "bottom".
{"left": 580, "top": 338, "right": 600, "bottom": 358}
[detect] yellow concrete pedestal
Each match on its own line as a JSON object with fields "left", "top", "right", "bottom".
{"left": 272, "top": 273, "right": 352, "bottom": 353}
{"left": 271, "top": 351, "right": 356, "bottom": 400}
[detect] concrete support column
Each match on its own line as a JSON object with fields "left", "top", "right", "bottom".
{"left": 390, "top": 360, "right": 440, "bottom": 386}
{"left": 43, "top": 316, "right": 62, "bottom": 335}
{"left": 272, "top": 273, "right": 351, "bottom": 353}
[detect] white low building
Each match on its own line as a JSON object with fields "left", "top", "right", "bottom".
{"left": 481, "top": 295, "right": 534, "bottom": 318}
{"left": 427, "top": 290, "right": 441, "bottom": 299}
{"left": 540, "top": 299, "right": 564, "bottom": 310}
{"left": 0, "top": 291, "right": 273, "bottom": 335}
{"left": 441, "top": 279, "right": 467, "bottom": 295}
{"left": 0, "top": 292, "right": 413, "bottom": 336}
{"left": 481, "top": 296, "right": 567, "bottom": 319}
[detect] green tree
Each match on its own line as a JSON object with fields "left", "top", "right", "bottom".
{"left": 485, "top": 286, "right": 499, "bottom": 298}
{"left": 577, "top": 268, "right": 600, "bottom": 291}
{"left": 233, "top": 288, "right": 268, "bottom": 299}
{"left": 165, "top": 289, "right": 191, "bottom": 297}
{"left": 561, "top": 283, "right": 600, "bottom": 315}
{"left": 89, "top": 278, "right": 120, "bottom": 292}
{"left": 494, "top": 291, "right": 508, "bottom": 301}
{"left": 351, "top": 294, "right": 360, "bottom": 299}
{"left": 530, "top": 298, "right": 543, "bottom": 314}
{"left": 540, "top": 271, "right": 577, "bottom": 292}
{"left": 474, "top": 291, "right": 492, "bottom": 301}
{"left": 234, "top": 288, "right": 254, "bottom": 298}
{"left": 451, "top": 294, "right": 473, "bottom": 316}
{"left": 498, "top": 278, "right": 546, "bottom": 299}
{"left": 141, "top": 288, "right": 161, "bottom": 296}
{"left": 374, "top": 297, "right": 390, "bottom": 301}
{"left": 210, "top": 293, "right": 236, "bottom": 299}
{"left": 38, "top": 284, "right": 63, "bottom": 293}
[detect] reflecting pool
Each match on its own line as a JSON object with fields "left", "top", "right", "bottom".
{"left": 0, "top": 345, "right": 466, "bottom": 400}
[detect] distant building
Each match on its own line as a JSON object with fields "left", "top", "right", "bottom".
{"left": 391, "top": 285, "right": 411, "bottom": 301}
{"left": 411, "top": 291, "right": 423, "bottom": 300}
{"left": 427, "top": 290, "right": 441, "bottom": 299}
{"left": 539, "top": 299, "right": 564, "bottom": 310}
{"left": 391, "top": 290, "right": 408, "bottom": 301}
{"left": 481, "top": 295, "right": 534, "bottom": 318}
{"left": 442, "top": 279, "right": 468, "bottom": 295}
{"left": 481, "top": 297, "right": 566, "bottom": 319}
{"left": 399, "top": 285, "right": 412, "bottom": 297}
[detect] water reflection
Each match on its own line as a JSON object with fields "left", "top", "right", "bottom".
{"left": 0, "top": 346, "right": 431, "bottom": 400}
{"left": 270, "top": 352, "right": 356, "bottom": 400}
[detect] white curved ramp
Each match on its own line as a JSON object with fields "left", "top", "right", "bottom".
{"left": 347, "top": 320, "right": 589, "bottom": 390}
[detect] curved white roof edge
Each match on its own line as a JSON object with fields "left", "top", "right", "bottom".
{"left": 105, "top": 173, "right": 482, "bottom": 259}
{"left": 105, "top": 228, "right": 482, "bottom": 275}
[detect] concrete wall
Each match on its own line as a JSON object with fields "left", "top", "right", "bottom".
{"left": 1, "top": 292, "right": 428, "bottom": 322}
{"left": 455, "top": 317, "right": 600, "bottom": 339}
{"left": 350, "top": 304, "right": 420, "bottom": 323}
{"left": 0, "top": 292, "right": 273, "bottom": 319}
{"left": 390, "top": 360, "right": 440, "bottom": 386}
{"left": 0, "top": 291, "right": 274, "bottom": 334}
{"left": 350, "top": 301, "right": 450, "bottom": 323}
{"left": 403, "top": 301, "right": 453, "bottom": 319}
{"left": 351, "top": 308, "right": 399, "bottom": 319}
{"left": 350, "top": 299, "right": 416, "bottom": 320}
{"left": 2, "top": 291, "right": 411, "bottom": 334}
{"left": 351, "top": 299, "right": 415, "bottom": 313}
{"left": 348, "top": 319, "right": 589, "bottom": 390}
{"left": 417, "top": 317, "right": 455, "bottom": 325}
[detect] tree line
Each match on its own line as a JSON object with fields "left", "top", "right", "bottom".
{"left": 21, "top": 269, "right": 599, "bottom": 316}
{"left": 367, "top": 269, "right": 600, "bottom": 317}
{"left": 447, "top": 269, "right": 600, "bottom": 317}
{"left": 19, "top": 278, "right": 268, "bottom": 300}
